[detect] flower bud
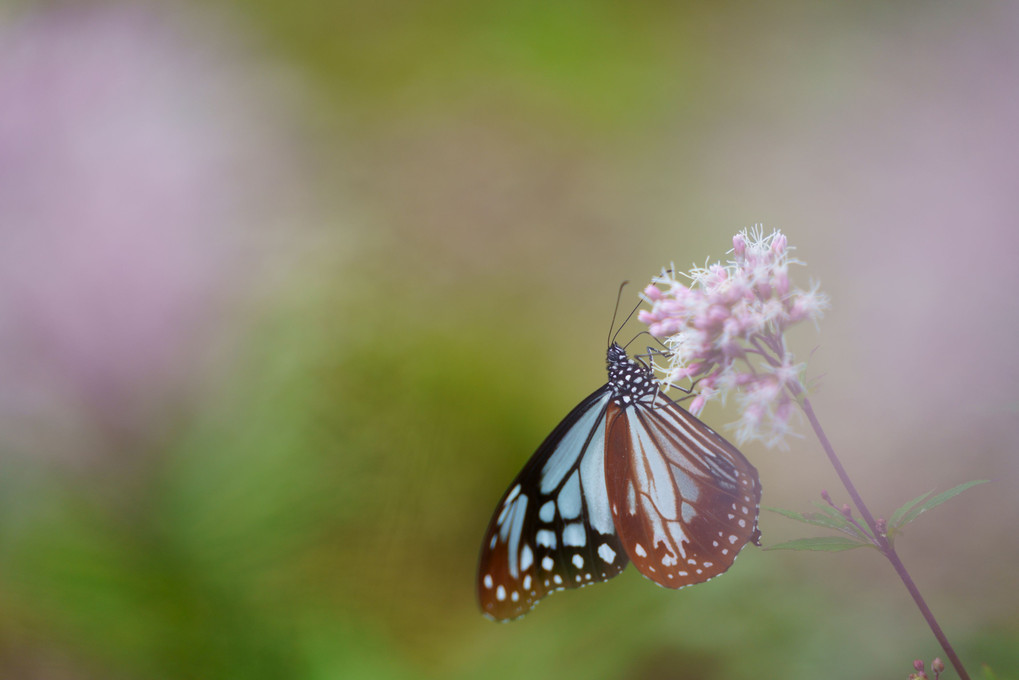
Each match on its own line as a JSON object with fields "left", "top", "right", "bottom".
{"left": 771, "top": 232, "right": 787, "bottom": 254}
{"left": 733, "top": 233, "right": 746, "bottom": 257}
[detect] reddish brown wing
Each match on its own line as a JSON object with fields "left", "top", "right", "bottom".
{"left": 604, "top": 396, "right": 761, "bottom": 589}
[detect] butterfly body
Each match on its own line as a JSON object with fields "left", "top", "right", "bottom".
{"left": 477, "top": 343, "right": 761, "bottom": 621}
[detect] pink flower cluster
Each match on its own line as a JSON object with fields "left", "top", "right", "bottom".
{"left": 638, "top": 226, "right": 827, "bottom": 445}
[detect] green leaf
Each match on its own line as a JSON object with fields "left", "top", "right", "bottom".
{"left": 764, "top": 536, "right": 871, "bottom": 552}
{"left": 766, "top": 505, "right": 869, "bottom": 540}
{"left": 813, "top": 502, "right": 878, "bottom": 540}
{"left": 764, "top": 506, "right": 806, "bottom": 522}
{"left": 889, "top": 489, "right": 935, "bottom": 528}
{"left": 803, "top": 511, "right": 854, "bottom": 532}
{"left": 811, "top": 502, "right": 858, "bottom": 529}
{"left": 891, "top": 480, "right": 989, "bottom": 530}
{"left": 766, "top": 505, "right": 851, "bottom": 529}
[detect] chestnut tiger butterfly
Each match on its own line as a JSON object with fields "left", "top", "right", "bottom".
{"left": 477, "top": 300, "right": 761, "bottom": 621}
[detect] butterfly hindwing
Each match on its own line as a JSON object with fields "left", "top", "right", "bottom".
{"left": 477, "top": 387, "right": 630, "bottom": 621}
{"left": 604, "top": 392, "right": 761, "bottom": 589}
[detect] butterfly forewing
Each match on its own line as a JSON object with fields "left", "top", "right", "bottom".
{"left": 605, "top": 394, "right": 761, "bottom": 588}
{"left": 477, "top": 388, "right": 630, "bottom": 621}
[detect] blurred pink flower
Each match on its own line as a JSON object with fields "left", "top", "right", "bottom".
{"left": 0, "top": 6, "right": 293, "bottom": 459}
{"left": 639, "top": 227, "right": 827, "bottom": 446}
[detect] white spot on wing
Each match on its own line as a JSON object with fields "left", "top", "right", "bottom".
{"left": 598, "top": 543, "right": 616, "bottom": 564}
{"left": 539, "top": 501, "right": 555, "bottom": 522}
{"left": 536, "top": 529, "right": 557, "bottom": 549}
{"left": 520, "top": 544, "right": 533, "bottom": 571}
{"left": 572, "top": 554, "right": 584, "bottom": 569}
{"left": 562, "top": 523, "right": 586, "bottom": 547}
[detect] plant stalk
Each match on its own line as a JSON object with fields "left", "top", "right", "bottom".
{"left": 795, "top": 392, "right": 971, "bottom": 680}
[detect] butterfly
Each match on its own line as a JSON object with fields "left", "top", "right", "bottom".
{"left": 477, "top": 341, "right": 761, "bottom": 621}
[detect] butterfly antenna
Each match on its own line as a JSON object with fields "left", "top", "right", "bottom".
{"left": 609, "top": 286, "right": 646, "bottom": 347}
{"left": 624, "top": 332, "right": 674, "bottom": 365}
{"left": 607, "top": 280, "right": 630, "bottom": 347}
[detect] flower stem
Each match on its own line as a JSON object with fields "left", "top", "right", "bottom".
{"left": 795, "top": 391, "right": 971, "bottom": 680}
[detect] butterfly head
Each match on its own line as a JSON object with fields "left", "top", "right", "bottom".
{"left": 606, "top": 343, "right": 656, "bottom": 407}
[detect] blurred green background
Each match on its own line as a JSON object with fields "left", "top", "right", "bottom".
{"left": 2, "top": 1, "right": 1018, "bottom": 678}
